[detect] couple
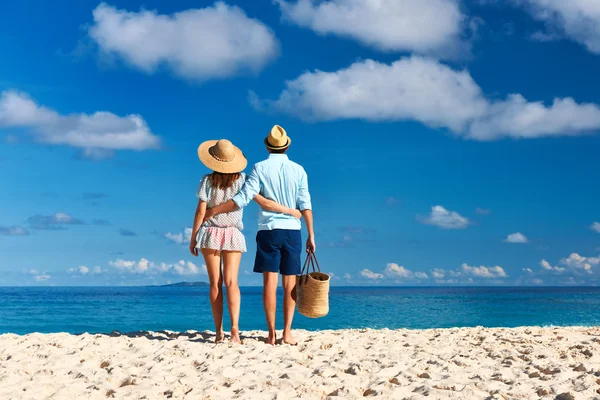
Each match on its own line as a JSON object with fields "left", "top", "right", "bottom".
{"left": 189, "top": 125, "right": 315, "bottom": 346}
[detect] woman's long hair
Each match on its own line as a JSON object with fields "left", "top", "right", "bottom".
{"left": 209, "top": 171, "right": 241, "bottom": 189}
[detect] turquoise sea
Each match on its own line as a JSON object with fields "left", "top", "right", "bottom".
{"left": 1, "top": 286, "right": 599, "bottom": 335}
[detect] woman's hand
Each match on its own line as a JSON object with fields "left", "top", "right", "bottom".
{"left": 290, "top": 208, "right": 302, "bottom": 219}
{"left": 189, "top": 237, "right": 198, "bottom": 257}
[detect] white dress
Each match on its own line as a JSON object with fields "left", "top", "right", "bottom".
{"left": 195, "top": 174, "right": 247, "bottom": 252}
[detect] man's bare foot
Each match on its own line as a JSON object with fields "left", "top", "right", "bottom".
{"left": 215, "top": 331, "right": 225, "bottom": 343}
{"left": 282, "top": 330, "right": 297, "bottom": 346}
{"left": 266, "top": 332, "right": 276, "bottom": 345}
{"left": 230, "top": 327, "right": 241, "bottom": 344}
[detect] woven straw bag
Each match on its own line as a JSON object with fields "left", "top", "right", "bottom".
{"left": 296, "top": 252, "right": 330, "bottom": 318}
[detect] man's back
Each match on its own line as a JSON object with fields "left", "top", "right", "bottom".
{"left": 233, "top": 154, "right": 311, "bottom": 231}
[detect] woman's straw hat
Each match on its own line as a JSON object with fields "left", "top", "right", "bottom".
{"left": 264, "top": 125, "right": 292, "bottom": 150}
{"left": 197, "top": 139, "right": 247, "bottom": 174}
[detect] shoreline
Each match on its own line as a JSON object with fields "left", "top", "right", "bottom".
{"left": 1, "top": 326, "right": 600, "bottom": 399}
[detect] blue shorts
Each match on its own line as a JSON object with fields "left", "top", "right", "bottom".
{"left": 254, "top": 229, "right": 302, "bottom": 275}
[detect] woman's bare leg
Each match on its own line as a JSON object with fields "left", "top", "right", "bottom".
{"left": 222, "top": 251, "right": 242, "bottom": 344}
{"left": 202, "top": 248, "right": 224, "bottom": 343}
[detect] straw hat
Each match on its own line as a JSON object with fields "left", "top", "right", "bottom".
{"left": 197, "top": 139, "right": 247, "bottom": 174}
{"left": 264, "top": 125, "right": 292, "bottom": 150}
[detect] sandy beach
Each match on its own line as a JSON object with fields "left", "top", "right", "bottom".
{"left": 1, "top": 326, "right": 599, "bottom": 399}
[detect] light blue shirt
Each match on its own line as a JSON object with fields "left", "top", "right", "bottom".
{"left": 233, "top": 154, "right": 312, "bottom": 231}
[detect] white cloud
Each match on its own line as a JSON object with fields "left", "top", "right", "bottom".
{"left": 516, "top": 0, "right": 600, "bottom": 54}
{"left": 590, "top": 222, "right": 600, "bottom": 233}
{"left": 276, "top": 0, "right": 468, "bottom": 58}
{"left": 27, "top": 212, "right": 84, "bottom": 230}
{"left": 0, "top": 90, "right": 160, "bottom": 157}
{"left": 0, "top": 225, "right": 30, "bottom": 236}
{"left": 109, "top": 257, "right": 206, "bottom": 276}
{"left": 539, "top": 259, "right": 566, "bottom": 273}
{"left": 382, "top": 263, "right": 428, "bottom": 280}
{"left": 431, "top": 268, "right": 446, "bottom": 279}
{"left": 68, "top": 265, "right": 104, "bottom": 275}
{"left": 384, "top": 263, "right": 412, "bottom": 278}
{"left": 257, "top": 56, "right": 600, "bottom": 140}
{"left": 418, "top": 205, "right": 469, "bottom": 230}
{"left": 165, "top": 228, "right": 193, "bottom": 245}
{"left": 504, "top": 232, "right": 529, "bottom": 243}
{"left": 359, "top": 269, "right": 384, "bottom": 280}
{"left": 34, "top": 274, "right": 51, "bottom": 282}
{"left": 89, "top": 2, "right": 279, "bottom": 81}
{"left": 523, "top": 268, "right": 533, "bottom": 273}
{"left": 559, "top": 253, "right": 598, "bottom": 274}
{"left": 461, "top": 263, "right": 507, "bottom": 278}
{"left": 26, "top": 269, "right": 51, "bottom": 282}
{"left": 343, "top": 273, "right": 352, "bottom": 280}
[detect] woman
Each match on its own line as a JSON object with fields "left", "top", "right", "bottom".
{"left": 189, "top": 139, "right": 301, "bottom": 344}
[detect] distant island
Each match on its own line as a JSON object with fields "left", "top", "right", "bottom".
{"left": 148, "top": 282, "right": 209, "bottom": 287}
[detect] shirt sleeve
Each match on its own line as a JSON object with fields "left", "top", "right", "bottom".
{"left": 297, "top": 169, "right": 312, "bottom": 211}
{"left": 196, "top": 176, "right": 210, "bottom": 202}
{"left": 232, "top": 166, "right": 260, "bottom": 208}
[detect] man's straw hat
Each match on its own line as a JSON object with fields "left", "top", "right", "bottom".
{"left": 264, "top": 125, "right": 291, "bottom": 150}
{"left": 197, "top": 139, "right": 247, "bottom": 174}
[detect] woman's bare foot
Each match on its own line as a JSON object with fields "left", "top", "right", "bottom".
{"left": 266, "top": 332, "right": 276, "bottom": 346}
{"left": 230, "top": 327, "right": 241, "bottom": 344}
{"left": 282, "top": 330, "right": 297, "bottom": 346}
{"left": 215, "top": 330, "right": 225, "bottom": 343}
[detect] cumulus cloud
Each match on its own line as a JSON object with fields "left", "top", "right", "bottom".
{"left": 27, "top": 212, "right": 84, "bottom": 230}
{"left": 68, "top": 265, "right": 104, "bottom": 275}
{"left": 276, "top": 0, "right": 469, "bottom": 58}
{"left": 26, "top": 269, "right": 51, "bottom": 282}
{"left": 0, "top": 225, "right": 30, "bottom": 236}
{"left": 343, "top": 273, "right": 352, "bottom": 280}
{"left": 461, "top": 263, "right": 507, "bottom": 278}
{"left": 590, "top": 222, "right": 600, "bottom": 233}
{"left": 431, "top": 268, "right": 446, "bottom": 279}
{"left": 559, "top": 253, "right": 598, "bottom": 274}
{"left": 89, "top": 2, "right": 279, "bottom": 81}
{"left": 540, "top": 259, "right": 565, "bottom": 273}
{"left": 383, "top": 263, "right": 428, "bottom": 280}
{"left": 255, "top": 56, "right": 600, "bottom": 140}
{"left": 359, "top": 269, "right": 384, "bottom": 280}
{"left": 109, "top": 257, "right": 206, "bottom": 276}
{"left": 0, "top": 90, "right": 160, "bottom": 157}
{"left": 418, "top": 205, "right": 469, "bottom": 230}
{"left": 504, "top": 232, "right": 529, "bottom": 243}
{"left": 165, "top": 228, "right": 193, "bottom": 245}
{"left": 516, "top": 0, "right": 600, "bottom": 54}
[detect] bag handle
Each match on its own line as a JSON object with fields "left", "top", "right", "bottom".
{"left": 299, "top": 251, "right": 320, "bottom": 285}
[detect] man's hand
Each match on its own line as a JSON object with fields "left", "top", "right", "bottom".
{"left": 306, "top": 235, "right": 316, "bottom": 254}
{"left": 189, "top": 237, "right": 198, "bottom": 257}
{"left": 203, "top": 208, "right": 215, "bottom": 223}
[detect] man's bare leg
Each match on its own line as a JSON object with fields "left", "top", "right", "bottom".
{"left": 282, "top": 274, "right": 298, "bottom": 345}
{"left": 263, "top": 272, "right": 279, "bottom": 345}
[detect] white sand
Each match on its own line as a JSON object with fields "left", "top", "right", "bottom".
{"left": 1, "top": 326, "right": 599, "bottom": 399}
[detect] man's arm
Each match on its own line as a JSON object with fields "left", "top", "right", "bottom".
{"left": 204, "top": 166, "right": 261, "bottom": 222}
{"left": 297, "top": 170, "right": 315, "bottom": 252}
{"left": 302, "top": 210, "right": 315, "bottom": 253}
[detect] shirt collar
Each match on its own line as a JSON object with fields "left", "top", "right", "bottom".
{"left": 268, "top": 154, "right": 289, "bottom": 160}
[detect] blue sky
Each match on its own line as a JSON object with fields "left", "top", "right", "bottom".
{"left": 1, "top": 0, "right": 600, "bottom": 286}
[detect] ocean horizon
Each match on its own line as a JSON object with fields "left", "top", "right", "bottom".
{"left": 2, "top": 286, "right": 599, "bottom": 335}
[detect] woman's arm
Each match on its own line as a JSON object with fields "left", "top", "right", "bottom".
{"left": 254, "top": 194, "right": 302, "bottom": 219}
{"left": 189, "top": 199, "right": 207, "bottom": 256}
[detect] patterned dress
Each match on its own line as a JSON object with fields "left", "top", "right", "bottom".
{"left": 195, "top": 173, "right": 247, "bottom": 252}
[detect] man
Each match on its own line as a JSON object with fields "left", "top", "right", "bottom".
{"left": 204, "top": 125, "right": 315, "bottom": 345}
